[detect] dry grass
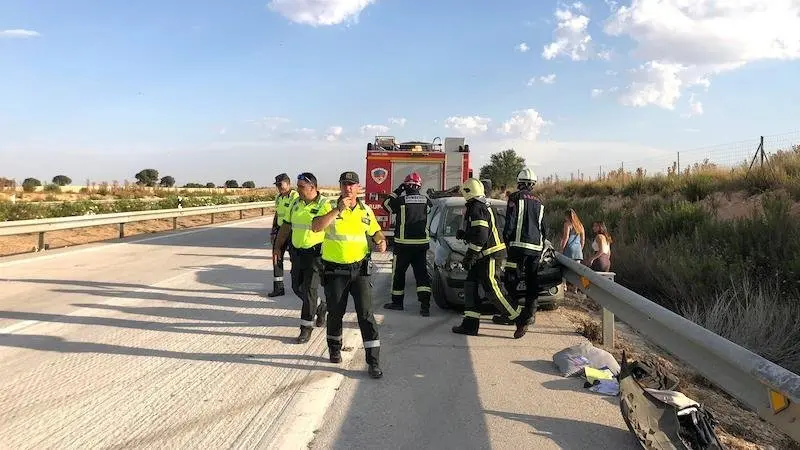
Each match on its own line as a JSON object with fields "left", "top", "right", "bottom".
{"left": 560, "top": 294, "right": 800, "bottom": 450}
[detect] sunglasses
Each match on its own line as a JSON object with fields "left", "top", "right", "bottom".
{"left": 297, "top": 173, "right": 316, "bottom": 185}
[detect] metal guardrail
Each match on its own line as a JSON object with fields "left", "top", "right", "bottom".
{"left": 0, "top": 201, "right": 276, "bottom": 250}
{"left": 555, "top": 253, "right": 800, "bottom": 442}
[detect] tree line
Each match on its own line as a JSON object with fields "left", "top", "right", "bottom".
{"left": 6, "top": 169, "right": 260, "bottom": 193}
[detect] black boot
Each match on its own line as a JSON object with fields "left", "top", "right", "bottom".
{"left": 368, "top": 363, "right": 383, "bottom": 379}
{"left": 366, "top": 347, "right": 382, "bottom": 378}
{"left": 514, "top": 301, "right": 536, "bottom": 339}
{"left": 296, "top": 326, "right": 313, "bottom": 344}
{"left": 268, "top": 281, "right": 285, "bottom": 297}
{"left": 420, "top": 300, "right": 430, "bottom": 317}
{"left": 315, "top": 302, "right": 327, "bottom": 328}
{"left": 492, "top": 314, "right": 514, "bottom": 325}
{"left": 329, "top": 347, "right": 342, "bottom": 363}
{"left": 452, "top": 317, "right": 479, "bottom": 335}
{"left": 383, "top": 302, "right": 404, "bottom": 311}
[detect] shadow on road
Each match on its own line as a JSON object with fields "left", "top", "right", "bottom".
{"left": 123, "top": 227, "right": 271, "bottom": 249}
{"left": 310, "top": 269, "right": 494, "bottom": 450}
{"left": 514, "top": 359, "right": 619, "bottom": 406}
{"left": 484, "top": 410, "right": 638, "bottom": 448}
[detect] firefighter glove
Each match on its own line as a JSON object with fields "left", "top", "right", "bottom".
{"left": 462, "top": 252, "right": 476, "bottom": 270}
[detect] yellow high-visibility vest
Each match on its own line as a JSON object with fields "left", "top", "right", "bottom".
{"left": 276, "top": 189, "right": 299, "bottom": 226}
{"left": 322, "top": 199, "right": 381, "bottom": 264}
{"left": 287, "top": 194, "right": 330, "bottom": 249}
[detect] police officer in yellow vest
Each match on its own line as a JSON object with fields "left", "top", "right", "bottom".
{"left": 269, "top": 173, "right": 300, "bottom": 297}
{"left": 312, "top": 171, "right": 387, "bottom": 379}
{"left": 272, "top": 172, "right": 328, "bottom": 343}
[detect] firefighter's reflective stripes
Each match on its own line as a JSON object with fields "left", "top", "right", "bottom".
{"left": 504, "top": 261, "right": 518, "bottom": 269}
{"left": 488, "top": 258, "right": 521, "bottom": 319}
{"left": 383, "top": 192, "right": 398, "bottom": 213}
{"left": 416, "top": 286, "right": 431, "bottom": 293}
{"left": 464, "top": 310, "right": 481, "bottom": 319}
{"left": 363, "top": 340, "right": 380, "bottom": 348}
{"left": 471, "top": 220, "right": 489, "bottom": 227}
{"left": 395, "top": 202, "right": 431, "bottom": 245}
{"left": 274, "top": 276, "right": 284, "bottom": 281}
{"left": 327, "top": 334, "right": 342, "bottom": 341}
{"left": 511, "top": 200, "right": 544, "bottom": 252}
{"left": 468, "top": 243, "right": 483, "bottom": 252}
{"left": 300, "top": 319, "right": 315, "bottom": 327}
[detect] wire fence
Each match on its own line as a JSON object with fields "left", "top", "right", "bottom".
{"left": 541, "top": 130, "right": 800, "bottom": 184}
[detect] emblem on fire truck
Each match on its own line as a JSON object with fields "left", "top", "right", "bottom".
{"left": 371, "top": 167, "right": 388, "bottom": 184}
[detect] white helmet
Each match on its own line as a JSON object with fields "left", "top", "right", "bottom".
{"left": 517, "top": 167, "right": 537, "bottom": 184}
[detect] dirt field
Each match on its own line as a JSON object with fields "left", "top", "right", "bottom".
{"left": 0, "top": 209, "right": 272, "bottom": 257}
{"left": 559, "top": 294, "right": 798, "bottom": 450}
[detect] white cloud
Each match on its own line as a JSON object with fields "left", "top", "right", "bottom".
{"left": 360, "top": 124, "right": 390, "bottom": 135}
{"left": 497, "top": 109, "right": 550, "bottom": 141}
{"left": 516, "top": 42, "right": 530, "bottom": 52}
{"left": 683, "top": 94, "right": 704, "bottom": 117}
{"left": 606, "top": 0, "right": 800, "bottom": 109}
{"left": 0, "top": 29, "right": 40, "bottom": 38}
{"left": 540, "top": 74, "right": 557, "bottom": 84}
{"left": 267, "top": 0, "right": 376, "bottom": 27}
{"left": 527, "top": 74, "right": 557, "bottom": 86}
{"left": 247, "top": 116, "right": 291, "bottom": 130}
{"left": 542, "top": 4, "right": 594, "bottom": 61}
{"left": 325, "top": 126, "right": 344, "bottom": 141}
{"left": 443, "top": 116, "right": 492, "bottom": 135}
{"left": 591, "top": 88, "right": 604, "bottom": 98}
{"left": 388, "top": 117, "right": 407, "bottom": 127}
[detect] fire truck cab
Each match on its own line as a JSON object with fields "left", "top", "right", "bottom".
{"left": 364, "top": 136, "right": 472, "bottom": 237}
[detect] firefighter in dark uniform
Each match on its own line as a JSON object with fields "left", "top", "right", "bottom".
{"left": 452, "top": 178, "right": 524, "bottom": 337}
{"left": 495, "top": 166, "right": 546, "bottom": 338}
{"left": 269, "top": 173, "right": 299, "bottom": 297}
{"left": 272, "top": 172, "right": 328, "bottom": 344}
{"left": 312, "top": 171, "right": 388, "bottom": 379}
{"left": 381, "top": 172, "right": 434, "bottom": 316}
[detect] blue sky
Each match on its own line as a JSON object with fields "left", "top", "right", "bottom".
{"left": 1, "top": 0, "right": 799, "bottom": 186}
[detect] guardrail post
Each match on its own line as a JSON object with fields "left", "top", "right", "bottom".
{"left": 211, "top": 213, "right": 215, "bottom": 224}
{"left": 173, "top": 217, "right": 178, "bottom": 230}
{"left": 38, "top": 232, "right": 45, "bottom": 251}
{"left": 596, "top": 272, "right": 616, "bottom": 349}
{"left": 239, "top": 210, "right": 243, "bottom": 219}
{"left": 119, "top": 223, "right": 125, "bottom": 239}
{"left": 261, "top": 208, "right": 265, "bottom": 216}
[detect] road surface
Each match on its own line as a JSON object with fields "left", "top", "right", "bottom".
{"left": 0, "top": 215, "right": 639, "bottom": 449}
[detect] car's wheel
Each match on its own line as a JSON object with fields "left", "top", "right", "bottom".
{"left": 430, "top": 267, "right": 451, "bottom": 310}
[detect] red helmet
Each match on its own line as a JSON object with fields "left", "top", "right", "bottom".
{"left": 404, "top": 172, "right": 422, "bottom": 186}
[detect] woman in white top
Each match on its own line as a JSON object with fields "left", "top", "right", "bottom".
{"left": 588, "top": 221, "right": 612, "bottom": 272}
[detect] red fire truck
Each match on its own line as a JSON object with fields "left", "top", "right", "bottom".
{"left": 363, "top": 136, "right": 472, "bottom": 235}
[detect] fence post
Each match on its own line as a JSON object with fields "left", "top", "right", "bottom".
{"left": 211, "top": 213, "right": 215, "bottom": 224}
{"left": 596, "top": 272, "right": 616, "bottom": 349}
{"left": 38, "top": 232, "right": 45, "bottom": 251}
{"left": 119, "top": 223, "right": 125, "bottom": 239}
{"left": 173, "top": 217, "right": 178, "bottom": 230}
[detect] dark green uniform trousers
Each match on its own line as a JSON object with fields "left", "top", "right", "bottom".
{"left": 322, "top": 258, "right": 380, "bottom": 366}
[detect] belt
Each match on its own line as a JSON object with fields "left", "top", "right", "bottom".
{"left": 323, "top": 259, "right": 365, "bottom": 275}
{"left": 295, "top": 244, "right": 321, "bottom": 254}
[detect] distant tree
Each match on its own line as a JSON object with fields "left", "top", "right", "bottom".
{"left": 183, "top": 182, "right": 204, "bottom": 188}
{"left": 242, "top": 181, "right": 256, "bottom": 189}
{"left": 52, "top": 175, "right": 72, "bottom": 186}
{"left": 135, "top": 169, "right": 159, "bottom": 187}
{"left": 478, "top": 149, "right": 526, "bottom": 190}
{"left": 224, "top": 179, "right": 239, "bottom": 188}
{"left": 22, "top": 178, "right": 41, "bottom": 193}
{"left": 205, "top": 182, "right": 215, "bottom": 188}
{"left": 159, "top": 176, "right": 176, "bottom": 187}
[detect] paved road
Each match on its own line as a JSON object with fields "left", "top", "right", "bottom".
{"left": 0, "top": 216, "right": 639, "bottom": 449}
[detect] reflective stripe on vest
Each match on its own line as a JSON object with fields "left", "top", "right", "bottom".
{"left": 511, "top": 200, "right": 543, "bottom": 252}
{"left": 322, "top": 202, "right": 371, "bottom": 264}
{"left": 290, "top": 195, "right": 327, "bottom": 249}
{"left": 276, "top": 190, "right": 299, "bottom": 226}
{"left": 395, "top": 204, "right": 430, "bottom": 245}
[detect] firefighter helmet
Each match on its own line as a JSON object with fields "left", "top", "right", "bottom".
{"left": 517, "top": 167, "right": 538, "bottom": 184}
{"left": 404, "top": 172, "right": 422, "bottom": 187}
{"left": 460, "top": 178, "right": 485, "bottom": 201}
